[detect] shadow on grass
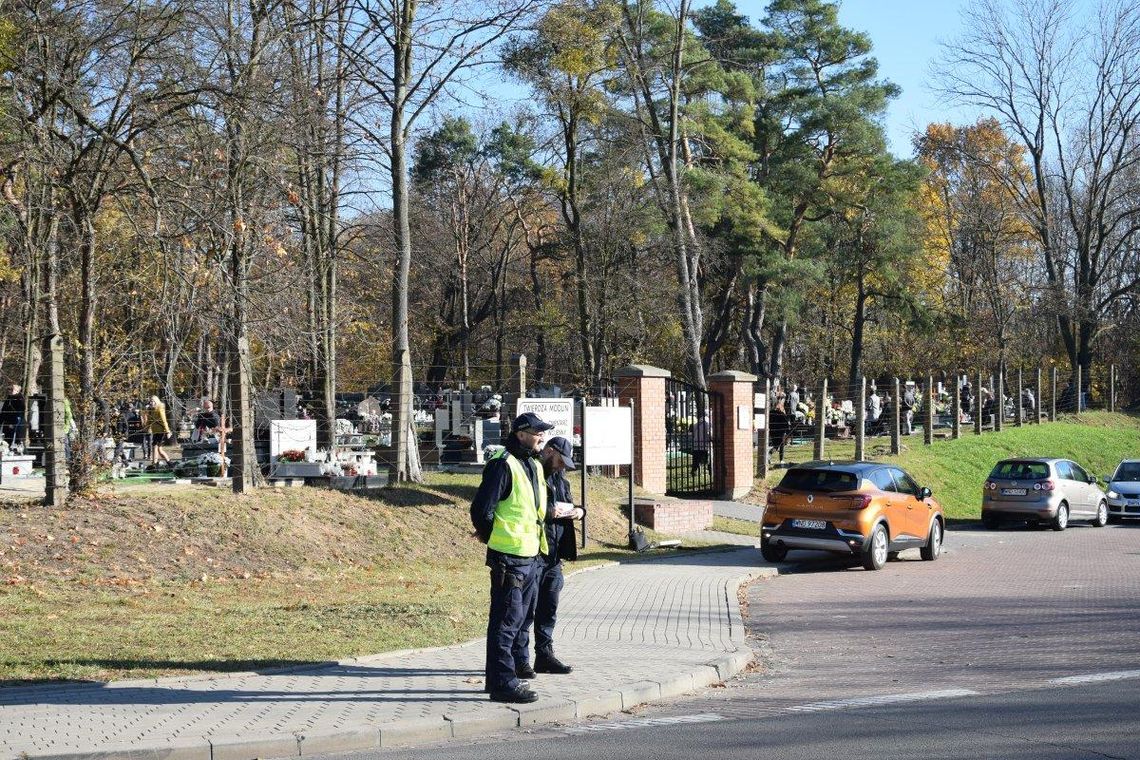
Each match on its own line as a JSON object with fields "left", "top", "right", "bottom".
{"left": 364, "top": 486, "right": 454, "bottom": 508}
{"left": 427, "top": 483, "right": 479, "bottom": 503}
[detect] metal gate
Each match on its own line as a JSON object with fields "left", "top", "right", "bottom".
{"left": 665, "top": 377, "right": 725, "bottom": 496}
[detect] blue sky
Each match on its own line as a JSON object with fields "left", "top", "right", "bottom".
{"left": 832, "top": 0, "right": 975, "bottom": 155}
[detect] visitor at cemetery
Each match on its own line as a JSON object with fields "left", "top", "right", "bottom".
{"left": 768, "top": 401, "right": 793, "bottom": 463}
{"left": 866, "top": 386, "right": 882, "bottom": 434}
{"left": 690, "top": 413, "right": 712, "bottom": 474}
{"left": 144, "top": 395, "right": 173, "bottom": 465}
{"left": 194, "top": 399, "right": 221, "bottom": 441}
{"left": 1, "top": 384, "right": 25, "bottom": 446}
{"left": 901, "top": 380, "right": 917, "bottom": 435}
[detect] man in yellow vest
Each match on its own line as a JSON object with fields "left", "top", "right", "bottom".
{"left": 470, "top": 411, "right": 554, "bottom": 703}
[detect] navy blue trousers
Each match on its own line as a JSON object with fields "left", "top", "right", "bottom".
{"left": 485, "top": 556, "right": 538, "bottom": 691}
{"left": 525, "top": 558, "right": 564, "bottom": 657}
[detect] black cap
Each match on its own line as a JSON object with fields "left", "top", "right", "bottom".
{"left": 544, "top": 436, "right": 576, "bottom": 470}
{"left": 512, "top": 412, "right": 555, "bottom": 434}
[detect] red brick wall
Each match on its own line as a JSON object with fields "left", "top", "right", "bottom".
{"left": 634, "top": 497, "right": 713, "bottom": 533}
{"left": 710, "top": 373, "right": 757, "bottom": 500}
{"left": 616, "top": 374, "right": 667, "bottom": 495}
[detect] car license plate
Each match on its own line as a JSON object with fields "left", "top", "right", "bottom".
{"left": 791, "top": 519, "right": 827, "bottom": 530}
{"left": 1002, "top": 488, "right": 1027, "bottom": 496}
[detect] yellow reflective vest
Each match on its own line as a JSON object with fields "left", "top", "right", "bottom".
{"left": 487, "top": 450, "right": 549, "bottom": 557}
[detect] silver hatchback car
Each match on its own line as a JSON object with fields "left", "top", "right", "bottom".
{"left": 1105, "top": 459, "right": 1140, "bottom": 522}
{"left": 982, "top": 458, "right": 1108, "bottom": 530}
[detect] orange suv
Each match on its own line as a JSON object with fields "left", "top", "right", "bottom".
{"left": 761, "top": 461, "right": 945, "bottom": 570}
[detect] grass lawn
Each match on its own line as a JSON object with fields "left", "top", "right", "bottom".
{"left": 754, "top": 411, "right": 1140, "bottom": 519}
{"left": 711, "top": 516, "right": 760, "bottom": 537}
{"left": 0, "top": 470, "right": 697, "bottom": 685}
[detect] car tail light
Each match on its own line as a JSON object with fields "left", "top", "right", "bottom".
{"left": 1037, "top": 479, "right": 1055, "bottom": 492}
{"left": 986, "top": 481, "right": 997, "bottom": 490}
{"left": 848, "top": 494, "right": 873, "bottom": 510}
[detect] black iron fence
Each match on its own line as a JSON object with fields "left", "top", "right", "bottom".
{"left": 665, "top": 377, "right": 725, "bottom": 496}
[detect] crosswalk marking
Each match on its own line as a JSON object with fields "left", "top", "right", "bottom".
{"left": 786, "top": 689, "right": 978, "bottom": 712}
{"left": 564, "top": 713, "right": 724, "bottom": 734}
{"left": 1050, "top": 669, "right": 1140, "bottom": 685}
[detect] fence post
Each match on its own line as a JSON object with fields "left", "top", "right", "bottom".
{"left": 813, "top": 378, "right": 827, "bottom": 460}
{"left": 1036, "top": 367, "right": 1043, "bottom": 424}
{"left": 951, "top": 372, "right": 961, "bottom": 440}
{"left": 1110, "top": 364, "right": 1116, "bottom": 412}
{"left": 973, "top": 371, "right": 982, "bottom": 434}
{"left": 1051, "top": 366, "right": 1057, "bottom": 420}
{"left": 1076, "top": 364, "right": 1083, "bottom": 414}
{"left": 924, "top": 374, "right": 934, "bottom": 445}
{"left": 891, "top": 377, "right": 901, "bottom": 455}
{"left": 43, "top": 334, "right": 69, "bottom": 507}
{"left": 855, "top": 375, "right": 865, "bottom": 461}
{"left": 1016, "top": 368, "right": 1023, "bottom": 427}
{"left": 758, "top": 379, "right": 770, "bottom": 480}
{"left": 508, "top": 352, "right": 527, "bottom": 422}
{"left": 993, "top": 368, "right": 1003, "bottom": 432}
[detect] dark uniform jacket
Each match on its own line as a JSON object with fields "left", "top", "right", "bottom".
{"left": 470, "top": 436, "right": 546, "bottom": 568}
{"left": 543, "top": 470, "right": 580, "bottom": 563}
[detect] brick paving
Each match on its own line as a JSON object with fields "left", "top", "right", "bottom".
{"left": 0, "top": 547, "right": 770, "bottom": 759}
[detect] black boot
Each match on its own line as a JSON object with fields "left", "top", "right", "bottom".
{"left": 516, "top": 662, "right": 537, "bottom": 679}
{"left": 489, "top": 683, "right": 538, "bottom": 703}
{"left": 534, "top": 652, "right": 572, "bottom": 674}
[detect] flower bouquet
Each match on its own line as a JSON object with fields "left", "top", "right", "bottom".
{"left": 278, "top": 449, "right": 307, "bottom": 463}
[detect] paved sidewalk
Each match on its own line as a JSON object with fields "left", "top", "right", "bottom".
{"left": 1, "top": 547, "right": 771, "bottom": 760}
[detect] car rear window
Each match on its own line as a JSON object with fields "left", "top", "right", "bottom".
{"left": 779, "top": 468, "right": 859, "bottom": 493}
{"left": 990, "top": 461, "right": 1050, "bottom": 479}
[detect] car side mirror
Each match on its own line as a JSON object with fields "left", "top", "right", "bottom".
{"left": 920, "top": 486, "right": 932, "bottom": 499}
{"left": 1088, "top": 475, "right": 1098, "bottom": 484}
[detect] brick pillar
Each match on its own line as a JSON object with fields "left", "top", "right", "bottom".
{"left": 709, "top": 370, "right": 758, "bottom": 500}
{"left": 614, "top": 365, "right": 670, "bottom": 495}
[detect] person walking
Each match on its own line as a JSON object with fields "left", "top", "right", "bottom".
{"left": 469, "top": 412, "right": 554, "bottom": 704}
{"left": 143, "top": 395, "right": 172, "bottom": 465}
{"left": 1, "top": 384, "right": 25, "bottom": 447}
{"left": 522, "top": 435, "right": 584, "bottom": 677}
{"left": 901, "top": 381, "right": 916, "bottom": 435}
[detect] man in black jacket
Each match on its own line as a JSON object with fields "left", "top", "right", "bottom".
{"left": 525, "top": 435, "right": 583, "bottom": 675}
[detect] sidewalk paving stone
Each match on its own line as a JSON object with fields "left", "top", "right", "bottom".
{"left": 1, "top": 541, "right": 773, "bottom": 760}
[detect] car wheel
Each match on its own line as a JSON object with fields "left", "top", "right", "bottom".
{"left": 761, "top": 543, "right": 788, "bottom": 563}
{"left": 861, "top": 524, "right": 888, "bottom": 571}
{"left": 1091, "top": 500, "right": 1108, "bottom": 528}
{"left": 981, "top": 513, "right": 999, "bottom": 530}
{"left": 920, "top": 519, "right": 943, "bottom": 561}
{"left": 1051, "top": 502, "right": 1069, "bottom": 532}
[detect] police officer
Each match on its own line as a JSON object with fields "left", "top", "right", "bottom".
{"left": 470, "top": 412, "right": 554, "bottom": 704}
{"left": 524, "top": 435, "right": 584, "bottom": 675}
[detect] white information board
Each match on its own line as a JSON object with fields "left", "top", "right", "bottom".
{"left": 269, "top": 419, "right": 318, "bottom": 458}
{"left": 584, "top": 406, "right": 633, "bottom": 465}
{"left": 516, "top": 398, "right": 575, "bottom": 441}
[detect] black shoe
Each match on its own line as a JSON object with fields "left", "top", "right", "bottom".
{"left": 489, "top": 684, "right": 538, "bottom": 704}
{"left": 516, "top": 663, "right": 537, "bottom": 679}
{"left": 534, "top": 654, "right": 573, "bottom": 674}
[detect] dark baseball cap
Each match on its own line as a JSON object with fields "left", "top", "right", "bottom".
{"left": 544, "top": 436, "right": 577, "bottom": 470}
{"left": 512, "top": 412, "right": 555, "bottom": 434}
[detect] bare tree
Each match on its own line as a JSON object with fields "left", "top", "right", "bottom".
{"left": 348, "top": 0, "right": 538, "bottom": 482}
{"left": 938, "top": 0, "right": 1140, "bottom": 382}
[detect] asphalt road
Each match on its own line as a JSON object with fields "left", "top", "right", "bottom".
{"left": 323, "top": 522, "right": 1140, "bottom": 759}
